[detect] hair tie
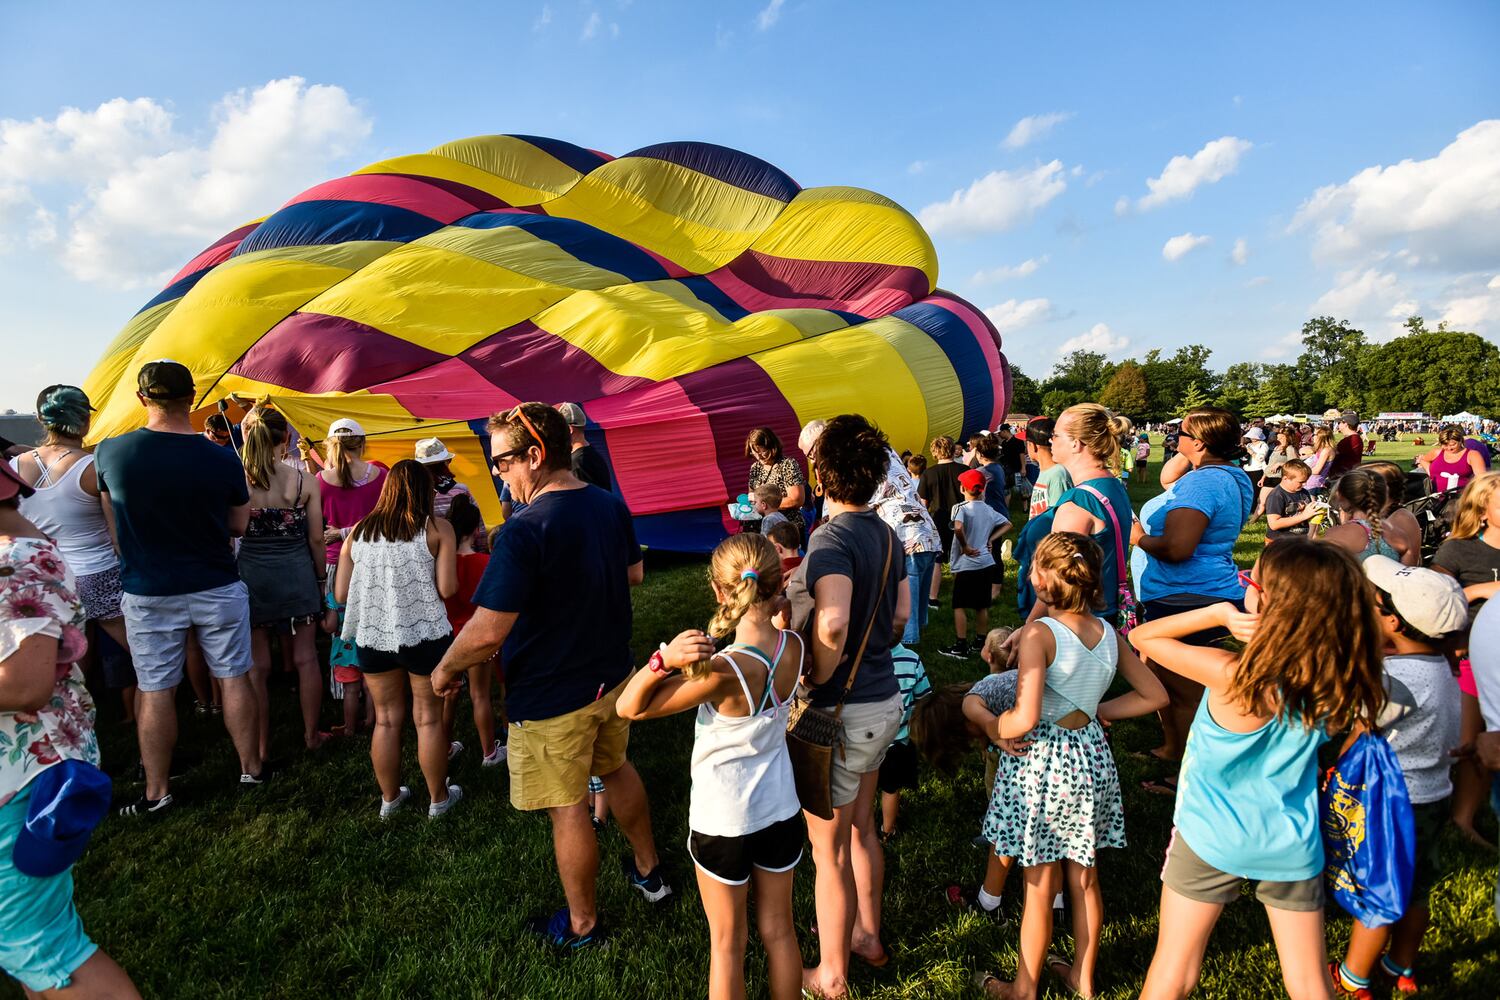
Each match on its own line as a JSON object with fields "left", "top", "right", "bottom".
{"left": 1071, "top": 553, "right": 1085, "bottom": 561}
{"left": 740, "top": 569, "right": 759, "bottom": 581}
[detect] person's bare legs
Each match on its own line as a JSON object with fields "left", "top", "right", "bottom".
{"left": 135, "top": 688, "right": 177, "bottom": 801}
{"left": 802, "top": 800, "right": 857, "bottom": 998}
{"left": 408, "top": 673, "right": 451, "bottom": 805}
{"left": 954, "top": 607, "right": 969, "bottom": 644}
{"left": 880, "top": 790, "right": 900, "bottom": 837}
{"left": 1138, "top": 885, "right": 1224, "bottom": 1000}
{"left": 217, "top": 673, "right": 263, "bottom": 776}
{"left": 848, "top": 770, "right": 887, "bottom": 960}
{"left": 1386, "top": 898, "right": 1430, "bottom": 970}
{"left": 96, "top": 617, "right": 135, "bottom": 724}
{"left": 1052, "top": 860, "right": 1104, "bottom": 997}
{"left": 469, "top": 659, "right": 496, "bottom": 754}
{"left": 291, "top": 626, "right": 326, "bottom": 749}
{"left": 248, "top": 629, "right": 273, "bottom": 761}
{"left": 695, "top": 867, "right": 750, "bottom": 1000}
{"left": 980, "top": 863, "right": 1061, "bottom": 1000}
{"left": 752, "top": 866, "right": 802, "bottom": 1000}
{"left": 362, "top": 670, "right": 407, "bottom": 802}
{"left": 1339, "top": 917, "right": 1392, "bottom": 983}
{"left": 549, "top": 799, "right": 600, "bottom": 934}
{"left": 977, "top": 607, "right": 991, "bottom": 637}
{"left": 1453, "top": 693, "right": 1495, "bottom": 848}
{"left": 1265, "top": 904, "right": 1332, "bottom": 1000}
{"left": 183, "top": 630, "right": 213, "bottom": 708}
{"left": 599, "top": 761, "right": 660, "bottom": 874}
{"left": 982, "top": 850, "right": 1014, "bottom": 897}
{"left": 929, "top": 564, "right": 943, "bottom": 602}
{"left": 35, "top": 947, "right": 142, "bottom": 998}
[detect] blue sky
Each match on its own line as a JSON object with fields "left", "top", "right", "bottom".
{"left": 2, "top": 0, "right": 1497, "bottom": 408}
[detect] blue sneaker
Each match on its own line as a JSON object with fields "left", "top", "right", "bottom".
{"left": 528, "top": 907, "right": 607, "bottom": 950}
{"left": 623, "top": 857, "right": 673, "bottom": 903}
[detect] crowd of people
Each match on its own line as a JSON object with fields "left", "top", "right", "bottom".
{"left": 1, "top": 359, "right": 1498, "bottom": 999}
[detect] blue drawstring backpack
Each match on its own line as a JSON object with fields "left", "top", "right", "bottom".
{"left": 1320, "top": 732, "right": 1416, "bottom": 927}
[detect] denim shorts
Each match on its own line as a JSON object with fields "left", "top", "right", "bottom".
{"left": 121, "top": 581, "right": 253, "bottom": 692}
{"left": 0, "top": 786, "right": 97, "bottom": 991}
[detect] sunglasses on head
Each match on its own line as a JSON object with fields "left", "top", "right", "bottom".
{"left": 490, "top": 404, "right": 546, "bottom": 472}
{"left": 1237, "top": 569, "right": 1262, "bottom": 594}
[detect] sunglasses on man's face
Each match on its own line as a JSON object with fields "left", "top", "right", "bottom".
{"left": 489, "top": 448, "right": 529, "bottom": 474}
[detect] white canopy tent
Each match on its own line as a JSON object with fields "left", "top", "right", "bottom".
{"left": 1440, "top": 411, "right": 1482, "bottom": 424}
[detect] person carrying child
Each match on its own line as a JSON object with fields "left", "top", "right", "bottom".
{"left": 617, "top": 534, "right": 803, "bottom": 1000}
{"left": 1330, "top": 557, "right": 1467, "bottom": 998}
{"left": 940, "top": 468, "right": 1011, "bottom": 659}
{"left": 1129, "top": 538, "right": 1387, "bottom": 1000}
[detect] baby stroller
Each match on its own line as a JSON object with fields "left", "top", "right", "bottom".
{"left": 1401, "top": 485, "right": 1461, "bottom": 564}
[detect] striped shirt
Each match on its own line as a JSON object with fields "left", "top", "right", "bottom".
{"left": 891, "top": 643, "right": 932, "bottom": 745}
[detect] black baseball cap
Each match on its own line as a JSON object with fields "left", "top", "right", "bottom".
{"left": 137, "top": 359, "right": 195, "bottom": 401}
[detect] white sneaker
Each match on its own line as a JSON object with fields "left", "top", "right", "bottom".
{"left": 482, "top": 741, "right": 508, "bottom": 767}
{"left": 448, "top": 740, "right": 464, "bottom": 761}
{"left": 379, "top": 786, "right": 411, "bottom": 819}
{"left": 429, "top": 783, "right": 464, "bottom": 819}
{"left": 1000, "top": 539, "right": 1014, "bottom": 563}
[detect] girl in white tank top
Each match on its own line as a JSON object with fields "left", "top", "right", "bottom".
{"left": 617, "top": 533, "right": 804, "bottom": 1000}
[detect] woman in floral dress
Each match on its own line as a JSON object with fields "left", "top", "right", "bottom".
{"left": 0, "top": 461, "right": 139, "bottom": 996}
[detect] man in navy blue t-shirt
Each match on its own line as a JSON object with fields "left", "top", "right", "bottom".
{"left": 430, "top": 403, "right": 669, "bottom": 946}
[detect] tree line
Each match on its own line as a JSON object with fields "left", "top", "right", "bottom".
{"left": 1005, "top": 317, "right": 1500, "bottom": 423}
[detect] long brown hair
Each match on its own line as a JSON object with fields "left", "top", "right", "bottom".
{"left": 910, "top": 682, "right": 975, "bottom": 774}
{"left": 1229, "top": 538, "right": 1385, "bottom": 731}
{"left": 1450, "top": 471, "right": 1500, "bottom": 541}
{"left": 243, "top": 409, "right": 289, "bottom": 491}
{"left": 352, "top": 460, "right": 432, "bottom": 544}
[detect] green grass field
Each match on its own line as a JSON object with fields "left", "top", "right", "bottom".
{"left": 32, "top": 439, "right": 1499, "bottom": 998}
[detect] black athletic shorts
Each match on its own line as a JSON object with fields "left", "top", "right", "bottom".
{"left": 689, "top": 813, "right": 805, "bottom": 886}
{"left": 355, "top": 634, "right": 451, "bottom": 676}
{"left": 878, "top": 740, "right": 919, "bottom": 794}
{"left": 951, "top": 566, "right": 994, "bottom": 610}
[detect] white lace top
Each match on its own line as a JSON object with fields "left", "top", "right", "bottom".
{"left": 341, "top": 533, "right": 451, "bottom": 652}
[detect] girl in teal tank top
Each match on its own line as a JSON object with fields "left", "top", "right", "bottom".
{"left": 1128, "top": 537, "right": 1386, "bottom": 1000}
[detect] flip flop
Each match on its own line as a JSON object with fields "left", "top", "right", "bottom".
{"left": 1140, "top": 776, "right": 1178, "bottom": 796}
{"left": 971, "top": 972, "right": 1009, "bottom": 998}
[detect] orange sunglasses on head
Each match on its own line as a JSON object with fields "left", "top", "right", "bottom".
{"left": 490, "top": 404, "right": 547, "bottom": 472}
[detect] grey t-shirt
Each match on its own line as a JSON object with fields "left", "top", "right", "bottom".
{"left": 1377, "top": 655, "right": 1461, "bottom": 804}
{"left": 787, "top": 510, "right": 904, "bottom": 707}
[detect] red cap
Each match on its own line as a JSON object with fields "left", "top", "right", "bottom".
{"left": 958, "top": 468, "right": 986, "bottom": 492}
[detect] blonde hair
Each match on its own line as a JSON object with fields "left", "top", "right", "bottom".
{"left": 687, "top": 533, "right": 783, "bottom": 681}
{"left": 243, "top": 409, "right": 289, "bottom": 491}
{"left": 1450, "top": 471, "right": 1500, "bottom": 540}
{"left": 325, "top": 433, "right": 366, "bottom": 486}
{"left": 982, "top": 627, "right": 1013, "bottom": 669}
{"left": 930, "top": 435, "right": 957, "bottom": 460}
{"left": 1030, "top": 532, "right": 1105, "bottom": 614}
{"left": 1311, "top": 425, "right": 1334, "bottom": 454}
{"left": 1060, "top": 403, "right": 1133, "bottom": 474}
{"left": 753, "top": 483, "right": 785, "bottom": 506}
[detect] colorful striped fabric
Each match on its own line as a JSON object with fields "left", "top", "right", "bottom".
{"left": 82, "top": 135, "right": 1011, "bottom": 551}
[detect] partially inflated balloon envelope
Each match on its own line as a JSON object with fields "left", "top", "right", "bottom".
{"left": 83, "top": 136, "right": 1011, "bottom": 550}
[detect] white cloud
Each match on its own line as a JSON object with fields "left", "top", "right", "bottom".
{"left": 1131, "top": 136, "right": 1252, "bottom": 212}
{"left": 906, "top": 160, "right": 929, "bottom": 175}
{"left": 0, "top": 77, "right": 372, "bottom": 288}
{"left": 918, "top": 160, "right": 1067, "bottom": 236}
{"left": 533, "top": 3, "right": 552, "bottom": 30}
{"left": 581, "top": 11, "right": 602, "bottom": 40}
{"left": 756, "top": 0, "right": 785, "bottom": 31}
{"left": 1260, "top": 330, "right": 1303, "bottom": 359}
{"left": 972, "top": 255, "right": 1047, "bottom": 284}
{"left": 983, "top": 297, "right": 1054, "bottom": 332}
{"left": 1309, "top": 267, "right": 1420, "bottom": 340}
{"left": 1246, "top": 275, "right": 1271, "bottom": 288}
{"left": 1002, "top": 112, "right": 1073, "bottom": 151}
{"left": 1058, "top": 322, "right": 1129, "bottom": 356}
{"left": 1162, "top": 232, "right": 1211, "bottom": 261}
{"left": 1231, "top": 237, "right": 1248, "bottom": 265}
{"left": 1439, "top": 274, "right": 1500, "bottom": 333}
{"left": 1291, "top": 120, "right": 1500, "bottom": 270}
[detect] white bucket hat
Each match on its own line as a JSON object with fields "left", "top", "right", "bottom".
{"left": 414, "top": 437, "right": 454, "bottom": 464}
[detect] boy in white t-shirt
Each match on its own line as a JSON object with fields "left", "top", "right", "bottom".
{"left": 940, "top": 469, "right": 1010, "bottom": 659}
{"left": 1332, "top": 556, "right": 1468, "bottom": 998}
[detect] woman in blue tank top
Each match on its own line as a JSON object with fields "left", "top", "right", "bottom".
{"left": 1128, "top": 538, "right": 1386, "bottom": 1000}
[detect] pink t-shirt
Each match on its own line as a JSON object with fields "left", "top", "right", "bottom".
{"left": 321, "top": 465, "right": 387, "bottom": 565}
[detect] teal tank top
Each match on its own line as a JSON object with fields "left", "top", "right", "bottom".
{"left": 1036, "top": 618, "right": 1117, "bottom": 722}
{"left": 1172, "top": 698, "right": 1329, "bottom": 881}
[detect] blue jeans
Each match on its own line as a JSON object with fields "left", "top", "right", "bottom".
{"left": 903, "top": 551, "right": 938, "bottom": 644}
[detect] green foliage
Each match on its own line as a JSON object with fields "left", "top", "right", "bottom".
{"left": 1006, "top": 363, "right": 1043, "bottom": 415}
{"left": 1296, "top": 316, "right": 1368, "bottom": 412}
{"left": 1214, "top": 362, "right": 1261, "bottom": 417}
{"left": 1359, "top": 329, "right": 1500, "bottom": 416}
{"left": 1140, "top": 346, "right": 1218, "bottom": 421}
{"left": 1180, "top": 379, "right": 1211, "bottom": 413}
{"left": 1048, "top": 349, "right": 1111, "bottom": 394}
{"left": 1098, "top": 360, "right": 1149, "bottom": 417}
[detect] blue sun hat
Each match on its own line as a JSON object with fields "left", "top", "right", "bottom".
{"left": 12, "top": 760, "right": 112, "bottom": 878}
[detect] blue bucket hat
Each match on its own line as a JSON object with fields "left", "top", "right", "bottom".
{"left": 12, "top": 760, "right": 112, "bottom": 878}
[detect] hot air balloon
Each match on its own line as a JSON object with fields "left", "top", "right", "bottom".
{"left": 83, "top": 135, "right": 1010, "bottom": 551}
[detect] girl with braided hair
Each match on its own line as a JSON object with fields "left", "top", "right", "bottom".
{"left": 1322, "top": 469, "right": 1403, "bottom": 564}
{"left": 617, "top": 532, "right": 804, "bottom": 1000}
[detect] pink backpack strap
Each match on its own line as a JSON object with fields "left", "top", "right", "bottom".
{"left": 1077, "top": 484, "right": 1128, "bottom": 578}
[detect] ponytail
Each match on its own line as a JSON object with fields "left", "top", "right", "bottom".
{"left": 689, "top": 533, "right": 783, "bottom": 681}
{"left": 243, "top": 409, "right": 289, "bottom": 491}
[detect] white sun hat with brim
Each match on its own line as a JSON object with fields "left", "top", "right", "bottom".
{"left": 414, "top": 437, "right": 454, "bottom": 464}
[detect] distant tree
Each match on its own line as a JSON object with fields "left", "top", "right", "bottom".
{"left": 1359, "top": 325, "right": 1500, "bottom": 416}
{"left": 1041, "top": 389, "right": 1089, "bottom": 417}
{"left": 1006, "top": 364, "right": 1043, "bottom": 416}
{"left": 1180, "top": 380, "right": 1211, "bottom": 414}
{"left": 1098, "top": 361, "right": 1149, "bottom": 417}
{"left": 1140, "top": 345, "right": 1219, "bottom": 422}
{"left": 1296, "top": 316, "right": 1368, "bottom": 412}
{"left": 1047, "top": 350, "right": 1111, "bottom": 396}
{"left": 1215, "top": 362, "right": 1262, "bottom": 417}
{"left": 1248, "top": 371, "right": 1297, "bottom": 417}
